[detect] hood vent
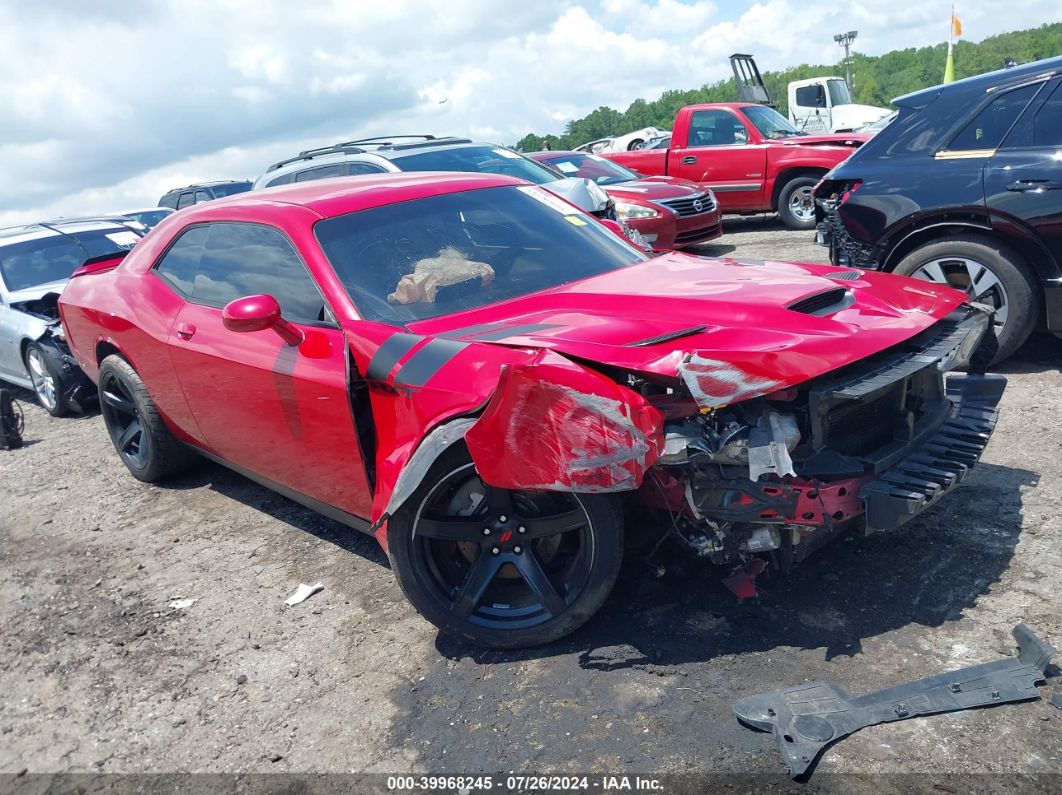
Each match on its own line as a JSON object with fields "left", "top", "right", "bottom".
{"left": 824, "top": 269, "right": 862, "bottom": 281}
{"left": 787, "top": 287, "right": 854, "bottom": 317}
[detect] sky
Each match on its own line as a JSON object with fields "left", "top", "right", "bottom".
{"left": 1, "top": 0, "right": 1058, "bottom": 225}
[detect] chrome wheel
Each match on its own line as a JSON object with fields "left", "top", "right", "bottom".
{"left": 912, "top": 257, "right": 1009, "bottom": 334}
{"left": 788, "top": 186, "right": 816, "bottom": 223}
{"left": 99, "top": 370, "right": 149, "bottom": 470}
{"left": 26, "top": 346, "right": 57, "bottom": 412}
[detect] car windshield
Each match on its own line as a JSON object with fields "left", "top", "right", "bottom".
{"left": 742, "top": 105, "right": 805, "bottom": 138}
{"left": 314, "top": 185, "right": 646, "bottom": 325}
{"left": 0, "top": 226, "right": 138, "bottom": 292}
{"left": 390, "top": 146, "right": 558, "bottom": 185}
{"left": 210, "top": 182, "right": 253, "bottom": 198}
{"left": 128, "top": 210, "right": 173, "bottom": 227}
{"left": 540, "top": 153, "right": 639, "bottom": 185}
{"left": 827, "top": 79, "right": 852, "bottom": 106}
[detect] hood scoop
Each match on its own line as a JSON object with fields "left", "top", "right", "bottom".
{"left": 824, "top": 269, "right": 862, "bottom": 281}
{"left": 787, "top": 287, "right": 854, "bottom": 317}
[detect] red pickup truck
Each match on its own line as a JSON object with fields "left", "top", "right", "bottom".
{"left": 603, "top": 103, "right": 868, "bottom": 229}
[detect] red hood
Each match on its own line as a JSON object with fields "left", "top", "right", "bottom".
{"left": 775, "top": 133, "right": 869, "bottom": 147}
{"left": 409, "top": 253, "right": 965, "bottom": 396}
{"left": 603, "top": 175, "right": 705, "bottom": 201}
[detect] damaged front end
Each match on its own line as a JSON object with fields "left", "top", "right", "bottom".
{"left": 11, "top": 293, "right": 95, "bottom": 412}
{"left": 638, "top": 303, "right": 1003, "bottom": 596}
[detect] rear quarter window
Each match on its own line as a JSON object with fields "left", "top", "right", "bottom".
{"left": 946, "top": 82, "right": 1042, "bottom": 152}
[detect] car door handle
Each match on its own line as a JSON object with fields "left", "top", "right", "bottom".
{"left": 682, "top": 156, "right": 697, "bottom": 165}
{"left": 175, "top": 322, "right": 196, "bottom": 340}
{"left": 1006, "top": 179, "right": 1062, "bottom": 192}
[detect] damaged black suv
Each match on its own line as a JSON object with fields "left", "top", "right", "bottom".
{"left": 0, "top": 219, "right": 142, "bottom": 415}
{"left": 815, "top": 56, "right": 1062, "bottom": 363}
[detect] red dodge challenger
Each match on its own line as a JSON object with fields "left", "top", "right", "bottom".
{"left": 59, "top": 173, "right": 1003, "bottom": 648}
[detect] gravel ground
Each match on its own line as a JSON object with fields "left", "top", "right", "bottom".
{"left": 2, "top": 216, "right": 1060, "bottom": 791}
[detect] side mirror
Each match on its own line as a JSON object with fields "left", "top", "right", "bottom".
{"left": 222, "top": 294, "right": 303, "bottom": 346}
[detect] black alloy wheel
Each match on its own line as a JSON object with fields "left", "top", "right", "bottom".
{"left": 100, "top": 367, "right": 150, "bottom": 471}
{"left": 388, "top": 451, "right": 623, "bottom": 648}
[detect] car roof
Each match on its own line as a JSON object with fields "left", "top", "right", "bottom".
{"left": 894, "top": 54, "right": 1062, "bottom": 109}
{"left": 0, "top": 217, "right": 137, "bottom": 247}
{"left": 180, "top": 171, "right": 527, "bottom": 220}
{"left": 162, "top": 180, "right": 252, "bottom": 193}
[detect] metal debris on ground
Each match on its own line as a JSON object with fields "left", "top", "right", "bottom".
{"left": 733, "top": 624, "right": 1056, "bottom": 779}
{"left": 284, "top": 582, "right": 325, "bottom": 606}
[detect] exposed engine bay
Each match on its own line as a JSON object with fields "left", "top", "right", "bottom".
{"left": 628, "top": 304, "right": 1002, "bottom": 596}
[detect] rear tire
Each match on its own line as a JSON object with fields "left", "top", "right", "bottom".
{"left": 387, "top": 445, "right": 624, "bottom": 648}
{"left": 98, "top": 355, "right": 194, "bottom": 482}
{"left": 627, "top": 138, "right": 645, "bottom": 151}
{"left": 777, "top": 176, "right": 820, "bottom": 230}
{"left": 891, "top": 234, "right": 1038, "bottom": 364}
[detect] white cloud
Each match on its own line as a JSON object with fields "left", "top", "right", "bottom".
{"left": 0, "top": 0, "right": 1057, "bottom": 224}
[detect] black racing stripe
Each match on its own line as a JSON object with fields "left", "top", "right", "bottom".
{"left": 393, "top": 338, "right": 469, "bottom": 387}
{"left": 436, "top": 322, "right": 506, "bottom": 339}
{"left": 366, "top": 332, "right": 424, "bottom": 381}
{"left": 457, "top": 323, "right": 562, "bottom": 342}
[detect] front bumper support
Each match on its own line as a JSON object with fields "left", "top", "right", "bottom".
{"left": 860, "top": 373, "right": 1005, "bottom": 532}
{"left": 734, "top": 624, "right": 1055, "bottom": 779}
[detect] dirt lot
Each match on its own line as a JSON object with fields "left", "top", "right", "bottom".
{"left": 2, "top": 216, "right": 1061, "bottom": 790}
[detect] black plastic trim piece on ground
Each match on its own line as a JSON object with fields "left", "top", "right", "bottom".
{"left": 733, "top": 624, "right": 1055, "bottom": 780}
{"left": 860, "top": 373, "right": 1005, "bottom": 532}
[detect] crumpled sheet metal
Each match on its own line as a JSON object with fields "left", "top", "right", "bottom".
{"left": 375, "top": 416, "right": 478, "bottom": 532}
{"left": 678, "top": 354, "right": 785, "bottom": 410}
{"left": 733, "top": 623, "right": 1056, "bottom": 779}
{"left": 465, "top": 352, "right": 665, "bottom": 493}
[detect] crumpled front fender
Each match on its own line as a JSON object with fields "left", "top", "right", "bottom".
{"left": 464, "top": 350, "right": 664, "bottom": 493}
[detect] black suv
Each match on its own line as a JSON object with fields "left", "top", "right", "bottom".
{"left": 158, "top": 181, "right": 252, "bottom": 210}
{"left": 815, "top": 56, "right": 1062, "bottom": 362}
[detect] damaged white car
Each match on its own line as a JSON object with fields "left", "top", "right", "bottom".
{"left": 0, "top": 219, "right": 142, "bottom": 416}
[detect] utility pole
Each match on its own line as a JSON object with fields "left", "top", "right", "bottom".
{"left": 833, "top": 30, "right": 858, "bottom": 92}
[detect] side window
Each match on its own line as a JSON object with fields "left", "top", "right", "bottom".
{"left": 947, "top": 83, "right": 1041, "bottom": 152}
{"left": 347, "top": 162, "right": 386, "bottom": 175}
{"left": 795, "top": 85, "right": 825, "bottom": 108}
{"left": 687, "top": 109, "right": 747, "bottom": 147}
{"left": 1033, "top": 82, "right": 1062, "bottom": 147}
{"left": 194, "top": 190, "right": 211, "bottom": 204}
{"left": 159, "top": 192, "right": 178, "bottom": 209}
{"left": 266, "top": 172, "right": 294, "bottom": 187}
{"left": 191, "top": 223, "right": 327, "bottom": 324}
{"left": 175, "top": 192, "right": 195, "bottom": 210}
{"left": 294, "top": 164, "right": 348, "bottom": 182}
{"left": 154, "top": 226, "right": 209, "bottom": 296}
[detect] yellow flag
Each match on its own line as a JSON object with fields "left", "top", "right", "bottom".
{"left": 952, "top": 14, "right": 962, "bottom": 38}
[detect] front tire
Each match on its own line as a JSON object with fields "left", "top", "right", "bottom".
{"left": 627, "top": 138, "right": 645, "bottom": 150}
{"left": 24, "top": 341, "right": 71, "bottom": 417}
{"left": 387, "top": 446, "right": 624, "bottom": 648}
{"left": 891, "top": 234, "right": 1038, "bottom": 364}
{"left": 777, "top": 176, "right": 820, "bottom": 230}
{"left": 98, "top": 355, "right": 194, "bottom": 482}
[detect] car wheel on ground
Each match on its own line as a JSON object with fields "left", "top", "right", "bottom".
{"left": 97, "top": 355, "right": 194, "bottom": 482}
{"left": 777, "top": 176, "right": 820, "bottom": 230}
{"left": 24, "top": 341, "right": 71, "bottom": 417}
{"left": 387, "top": 446, "right": 624, "bottom": 648}
{"left": 892, "top": 234, "right": 1038, "bottom": 364}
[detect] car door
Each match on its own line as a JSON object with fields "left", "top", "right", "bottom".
{"left": 162, "top": 221, "right": 374, "bottom": 519}
{"left": 670, "top": 108, "right": 766, "bottom": 209}
{"left": 0, "top": 278, "right": 21, "bottom": 380}
{"left": 983, "top": 78, "right": 1062, "bottom": 269}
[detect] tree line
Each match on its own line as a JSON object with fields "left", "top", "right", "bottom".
{"left": 514, "top": 22, "right": 1062, "bottom": 151}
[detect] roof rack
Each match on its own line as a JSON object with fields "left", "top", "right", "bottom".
{"left": 338, "top": 134, "right": 441, "bottom": 147}
{"left": 375, "top": 136, "right": 473, "bottom": 152}
{"left": 266, "top": 143, "right": 369, "bottom": 173}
